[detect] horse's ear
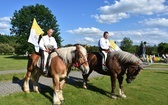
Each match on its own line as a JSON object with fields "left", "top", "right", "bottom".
{"left": 76, "top": 44, "right": 80, "bottom": 51}
{"left": 84, "top": 44, "right": 87, "bottom": 48}
{"left": 139, "top": 65, "right": 143, "bottom": 70}
{"left": 134, "top": 61, "right": 139, "bottom": 66}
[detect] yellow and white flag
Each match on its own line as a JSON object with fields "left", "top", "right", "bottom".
{"left": 109, "top": 40, "right": 121, "bottom": 51}
{"left": 28, "top": 18, "right": 44, "bottom": 52}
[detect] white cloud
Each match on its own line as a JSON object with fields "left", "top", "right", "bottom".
{"left": 92, "top": 0, "right": 168, "bottom": 24}
{"left": 67, "top": 27, "right": 103, "bottom": 36}
{"left": 68, "top": 27, "right": 168, "bottom": 45}
{"left": 0, "top": 17, "right": 11, "bottom": 35}
{"left": 104, "top": 0, "right": 110, "bottom": 5}
{"left": 0, "top": 17, "right": 11, "bottom": 23}
{"left": 0, "top": 23, "right": 10, "bottom": 29}
{"left": 140, "top": 18, "right": 168, "bottom": 27}
{"left": 92, "top": 13, "right": 129, "bottom": 24}
{"left": 84, "top": 37, "right": 95, "bottom": 42}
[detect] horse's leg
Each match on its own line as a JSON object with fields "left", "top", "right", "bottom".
{"left": 53, "top": 75, "right": 61, "bottom": 105}
{"left": 110, "top": 74, "right": 117, "bottom": 99}
{"left": 66, "top": 68, "right": 71, "bottom": 78}
{"left": 58, "top": 78, "right": 66, "bottom": 102}
{"left": 82, "top": 69, "right": 93, "bottom": 89}
{"left": 118, "top": 74, "right": 126, "bottom": 98}
{"left": 32, "top": 71, "right": 41, "bottom": 93}
{"left": 23, "top": 71, "right": 31, "bottom": 93}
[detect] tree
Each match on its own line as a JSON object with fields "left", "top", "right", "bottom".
{"left": 120, "top": 37, "right": 134, "bottom": 53}
{"left": 158, "top": 42, "right": 168, "bottom": 56}
{"left": 0, "top": 43, "right": 15, "bottom": 54}
{"left": 0, "top": 35, "right": 9, "bottom": 43}
{"left": 10, "top": 4, "right": 62, "bottom": 54}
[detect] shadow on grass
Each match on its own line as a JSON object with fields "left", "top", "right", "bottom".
{"left": 66, "top": 76, "right": 110, "bottom": 97}
{"left": 12, "top": 75, "right": 110, "bottom": 103}
{"left": 12, "top": 76, "right": 53, "bottom": 102}
{"left": 5, "top": 55, "right": 28, "bottom": 60}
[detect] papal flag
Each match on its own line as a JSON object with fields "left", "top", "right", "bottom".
{"left": 28, "top": 18, "right": 44, "bottom": 52}
{"left": 109, "top": 40, "right": 122, "bottom": 51}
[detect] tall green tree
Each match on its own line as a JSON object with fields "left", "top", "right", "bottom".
{"left": 120, "top": 37, "right": 134, "bottom": 53}
{"left": 10, "top": 4, "right": 62, "bottom": 54}
{"left": 158, "top": 42, "right": 168, "bottom": 56}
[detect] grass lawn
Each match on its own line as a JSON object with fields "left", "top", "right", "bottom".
{"left": 0, "top": 70, "right": 168, "bottom": 105}
{"left": 147, "top": 63, "right": 168, "bottom": 68}
{"left": 0, "top": 55, "right": 27, "bottom": 71}
{"left": 0, "top": 73, "right": 25, "bottom": 81}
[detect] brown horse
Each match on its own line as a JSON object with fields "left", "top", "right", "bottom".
{"left": 24, "top": 52, "right": 67, "bottom": 105}
{"left": 83, "top": 51, "right": 143, "bottom": 99}
{"left": 23, "top": 45, "right": 89, "bottom": 105}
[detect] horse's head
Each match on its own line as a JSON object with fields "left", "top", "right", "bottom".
{"left": 126, "top": 62, "right": 143, "bottom": 84}
{"left": 74, "top": 45, "right": 90, "bottom": 75}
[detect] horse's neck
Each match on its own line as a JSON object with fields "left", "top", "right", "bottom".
{"left": 57, "top": 47, "right": 76, "bottom": 65}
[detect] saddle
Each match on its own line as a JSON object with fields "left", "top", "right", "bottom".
{"left": 37, "top": 52, "right": 58, "bottom": 69}
{"left": 91, "top": 52, "right": 107, "bottom": 69}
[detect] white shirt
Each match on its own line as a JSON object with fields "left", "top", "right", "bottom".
{"left": 98, "top": 37, "right": 110, "bottom": 50}
{"left": 39, "top": 35, "right": 57, "bottom": 50}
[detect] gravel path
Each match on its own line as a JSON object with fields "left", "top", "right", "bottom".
{"left": 0, "top": 69, "right": 26, "bottom": 75}
{"left": 0, "top": 71, "right": 101, "bottom": 96}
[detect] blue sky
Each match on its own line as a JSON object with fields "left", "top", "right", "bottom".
{"left": 0, "top": 0, "right": 168, "bottom": 46}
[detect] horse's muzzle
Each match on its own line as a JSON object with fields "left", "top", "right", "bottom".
{"left": 126, "top": 78, "right": 132, "bottom": 84}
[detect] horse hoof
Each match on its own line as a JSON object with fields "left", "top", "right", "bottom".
{"left": 53, "top": 102, "right": 61, "bottom": 105}
{"left": 120, "top": 94, "right": 127, "bottom": 98}
{"left": 60, "top": 100, "right": 64, "bottom": 104}
{"left": 25, "top": 90, "right": 30, "bottom": 93}
{"left": 35, "top": 91, "right": 40, "bottom": 93}
{"left": 33, "top": 89, "right": 39, "bottom": 93}
{"left": 111, "top": 95, "right": 117, "bottom": 99}
{"left": 83, "top": 85, "right": 87, "bottom": 89}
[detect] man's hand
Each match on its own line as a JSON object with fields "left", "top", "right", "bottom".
{"left": 45, "top": 49, "right": 50, "bottom": 52}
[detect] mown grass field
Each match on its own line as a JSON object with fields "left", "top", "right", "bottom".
{"left": 0, "top": 55, "right": 27, "bottom": 71}
{"left": 0, "top": 70, "right": 168, "bottom": 105}
{"left": 147, "top": 63, "right": 168, "bottom": 68}
{"left": 0, "top": 73, "right": 25, "bottom": 81}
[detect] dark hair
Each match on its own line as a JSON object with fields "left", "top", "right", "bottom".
{"left": 103, "top": 31, "right": 109, "bottom": 37}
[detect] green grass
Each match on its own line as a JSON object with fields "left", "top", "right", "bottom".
{"left": 147, "top": 63, "right": 168, "bottom": 68}
{"left": 0, "top": 70, "right": 168, "bottom": 105}
{"left": 0, "top": 73, "right": 25, "bottom": 81}
{"left": 0, "top": 55, "right": 27, "bottom": 71}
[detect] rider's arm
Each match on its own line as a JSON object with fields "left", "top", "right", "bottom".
{"left": 39, "top": 37, "right": 46, "bottom": 51}
{"left": 39, "top": 36, "right": 50, "bottom": 52}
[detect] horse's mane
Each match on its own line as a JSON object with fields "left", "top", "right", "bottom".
{"left": 57, "top": 45, "right": 87, "bottom": 64}
{"left": 108, "top": 51, "right": 143, "bottom": 65}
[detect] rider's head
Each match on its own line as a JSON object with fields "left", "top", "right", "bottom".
{"left": 103, "top": 31, "right": 109, "bottom": 39}
{"left": 47, "top": 29, "right": 54, "bottom": 37}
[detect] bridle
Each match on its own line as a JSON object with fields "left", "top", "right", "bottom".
{"left": 126, "top": 65, "right": 140, "bottom": 77}
{"left": 74, "top": 51, "right": 88, "bottom": 68}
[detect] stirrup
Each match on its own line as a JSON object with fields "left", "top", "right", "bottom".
{"left": 43, "top": 68, "right": 48, "bottom": 75}
{"left": 102, "top": 65, "right": 108, "bottom": 71}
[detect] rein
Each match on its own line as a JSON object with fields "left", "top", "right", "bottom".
{"left": 74, "top": 51, "right": 88, "bottom": 68}
{"left": 74, "top": 61, "right": 88, "bottom": 68}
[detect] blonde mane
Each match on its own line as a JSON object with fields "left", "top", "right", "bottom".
{"left": 57, "top": 45, "right": 87, "bottom": 65}
{"left": 108, "top": 51, "right": 143, "bottom": 65}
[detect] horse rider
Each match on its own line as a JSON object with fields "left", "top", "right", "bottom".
{"left": 98, "top": 31, "right": 111, "bottom": 71}
{"left": 39, "top": 28, "right": 58, "bottom": 74}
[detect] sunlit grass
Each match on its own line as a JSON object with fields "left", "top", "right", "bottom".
{"left": 0, "top": 55, "right": 27, "bottom": 71}
{"left": 0, "top": 70, "right": 168, "bottom": 105}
